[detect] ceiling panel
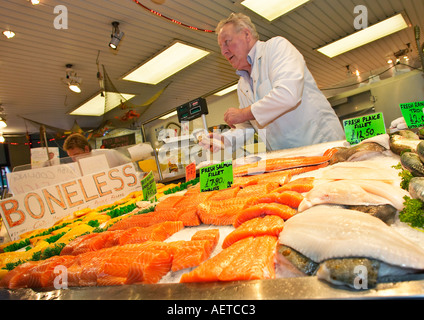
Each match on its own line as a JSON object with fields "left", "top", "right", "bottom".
{"left": 0, "top": 0, "right": 422, "bottom": 135}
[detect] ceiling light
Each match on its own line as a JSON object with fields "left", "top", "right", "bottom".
{"left": 317, "top": 13, "right": 409, "bottom": 58}
{"left": 2, "top": 30, "right": 15, "bottom": 39}
{"left": 65, "top": 64, "right": 82, "bottom": 93}
{"left": 30, "top": 0, "right": 40, "bottom": 5}
{"left": 241, "top": 0, "right": 310, "bottom": 21}
{"left": 68, "top": 84, "right": 81, "bottom": 93}
{"left": 69, "top": 92, "right": 136, "bottom": 116}
{"left": 122, "top": 41, "right": 210, "bottom": 85}
{"left": 0, "top": 119, "right": 7, "bottom": 129}
{"left": 159, "top": 110, "right": 178, "bottom": 120}
{"left": 109, "top": 21, "right": 124, "bottom": 50}
{"left": 214, "top": 84, "right": 238, "bottom": 96}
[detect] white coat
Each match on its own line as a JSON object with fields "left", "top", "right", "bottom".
{"left": 223, "top": 37, "right": 345, "bottom": 152}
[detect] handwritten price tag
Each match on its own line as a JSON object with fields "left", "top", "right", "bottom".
{"left": 400, "top": 101, "right": 424, "bottom": 129}
{"left": 343, "top": 112, "right": 386, "bottom": 145}
{"left": 141, "top": 171, "right": 157, "bottom": 201}
{"left": 185, "top": 162, "right": 196, "bottom": 182}
{"left": 200, "top": 160, "right": 233, "bottom": 192}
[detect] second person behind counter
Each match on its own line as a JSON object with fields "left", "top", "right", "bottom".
{"left": 200, "top": 13, "right": 345, "bottom": 154}
{"left": 63, "top": 133, "right": 132, "bottom": 168}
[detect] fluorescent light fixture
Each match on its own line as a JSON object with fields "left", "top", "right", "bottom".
{"left": 159, "top": 110, "right": 178, "bottom": 120}
{"left": 214, "top": 84, "right": 238, "bottom": 96}
{"left": 70, "top": 93, "right": 135, "bottom": 116}
{"left": 241, "top": 0, "right": 310, "bottom": 21}
{"left": 122, "top": 41, "right": 210, "bottom": 85}
{"left": 317, "top": 13, "right": 409, "bottom": 58}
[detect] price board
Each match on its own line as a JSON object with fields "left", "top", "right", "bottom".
{"left": 200, "top": 160, "right": 233, "bottom": 192}
{"left": 343, "top": 112, "right": 386, "bottom": 145}
{"left": 399, "top": 101, "right": 424, "bottom": 129}
{"left": 141, "top": 171, "right": 157, "bottom": 201}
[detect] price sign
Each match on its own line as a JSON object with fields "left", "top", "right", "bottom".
{"left": 141, "top": 171, "right": 157, "bottom": 201}
{"left": 200, "top": 160, "right": 233, "bottom": 192}
{"left": 185, "top": 162, "right": 196, "bottom": 182}
{"left": 400, "top": 101, "right": 424, "bottom": 129}
{"left": 343, "top": 112, "right": 386, "bottom": 145}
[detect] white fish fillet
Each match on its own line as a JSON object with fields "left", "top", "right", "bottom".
{"left": 298, "top": 179, "right": 407, "bottom": 212}
{"left": 279, "top": 207, "right": 424, "bottom": 269}
{"left": 317, "top": 159, "right": 400, "bottom": 182}
{"left": 319, "top": 165, "right": 395, "bottom": 182}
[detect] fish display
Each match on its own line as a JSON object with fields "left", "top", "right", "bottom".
{"left": 278, "top": 206, "right": 424, "bottom": 288}
{"left": 3, "top": 139, "right": 424, "bottom": 295}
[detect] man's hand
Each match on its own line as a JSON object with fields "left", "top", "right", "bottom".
{"left": 198, "top": 132, "right": 225, "bottom": 153}
{"left": 224, "top": 107, "right": 254, "bottom": 128}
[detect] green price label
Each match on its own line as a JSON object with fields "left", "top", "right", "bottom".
{"left": 400, "top": 101, "right": 424, "bottom": 129}
{"left": 343, "top": 112, "right": 386, "bottom": 145}
{"left": 141, "top": 171, "right": 157, "bottom": 201}
{"left": 200, "top": 160, "right": 233, "bottom": 192}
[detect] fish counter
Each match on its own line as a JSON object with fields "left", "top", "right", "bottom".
{"left": 2, "top": 132, "right": 424, "bottom": 300}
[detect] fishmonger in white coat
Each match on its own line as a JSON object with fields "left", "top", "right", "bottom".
{"left": 201, "top": 13, "right": 344, "bottom": 153}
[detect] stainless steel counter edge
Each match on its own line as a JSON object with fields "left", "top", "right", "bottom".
{"left": 2, "top": 275, "right": 424, "bottom": 300}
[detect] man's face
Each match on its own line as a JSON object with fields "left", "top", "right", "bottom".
{"left": 218, "top": 23, "right": 252, "bottom": 72}
{"left": 66, "top": 146, "right": 90, "bottom": 161}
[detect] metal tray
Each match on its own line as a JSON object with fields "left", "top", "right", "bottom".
{"left": 2, "top": 274, "right": 424, "bottom": 300}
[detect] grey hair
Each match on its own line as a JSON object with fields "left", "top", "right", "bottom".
{"left": 215, "top": 12, "right": 259, "bottom": 40}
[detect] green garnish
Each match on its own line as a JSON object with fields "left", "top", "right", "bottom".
{"left": 393, "top": 163, "right": 413, "bottom": 190}
{"left": 400, "top": 195, "right": 424, "bottom": 228}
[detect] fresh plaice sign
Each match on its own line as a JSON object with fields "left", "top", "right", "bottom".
{"left": 200, "top": 160, "right": 233, "bottom": 192}
{"left": 343, "top": 112, "right": 386, "bottom": 145}
{"left": 400, "top": 101, "right": 424, "bottom": 129}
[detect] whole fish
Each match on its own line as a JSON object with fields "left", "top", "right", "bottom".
{"left": 278, "top": 207, "right": 424, "bottom": 289}
{"left": 417, "top": 140, "right": 424, "bottom": 163}
{"left": 389, "top": 132, "right": 421, "bottom": 155}
{"left": 329, "top": 142, "right": 387, "bottom": 165}
{"left": 409, "top": 177, "right": 424, "bottom": 202}
{"left": 400, "top": 152, "right": 424, "bottom": 177}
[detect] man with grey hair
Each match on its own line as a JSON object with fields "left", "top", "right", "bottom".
{"left": 200, "top": 13, "right": 344, "bottom": 153}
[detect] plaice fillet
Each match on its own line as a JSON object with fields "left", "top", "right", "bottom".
{"left": 279, "top": 207, "right": 424, "bottom": 270}
{"left": 298, "top": 179, "right": 408, "bottom": 212}
{"left": 318, "top": 160, "right": 399, "bottom": 182}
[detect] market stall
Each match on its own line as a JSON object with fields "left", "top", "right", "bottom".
{"left": 1, "top": 133, "right": 424, "bottom": 300}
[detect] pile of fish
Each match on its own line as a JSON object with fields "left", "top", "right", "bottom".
{"left": 276, "top": 133, "right": 424, "bottom": 289}
{"left": 2, "top": 133, "right": 424, "bottom": 292}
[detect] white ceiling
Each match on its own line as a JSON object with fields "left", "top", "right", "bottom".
{"left": 0, "top": 0, "right": 423, "bottom": 135}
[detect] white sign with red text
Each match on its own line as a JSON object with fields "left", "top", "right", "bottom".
{"left": 0, "top": 163, "right": 141, "bottom": 240}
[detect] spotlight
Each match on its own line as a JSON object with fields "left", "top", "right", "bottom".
{"left": 65, "top": 64, "right": 82, "bottom": 93}
{"left": 0, "top": 118, "right": 7, "bottom": 129}
{"left": 2, "top": 30, "right": 15, "bottom": 39}
{"left": 109, "top": 21, "right": 124, "bottom": 50}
